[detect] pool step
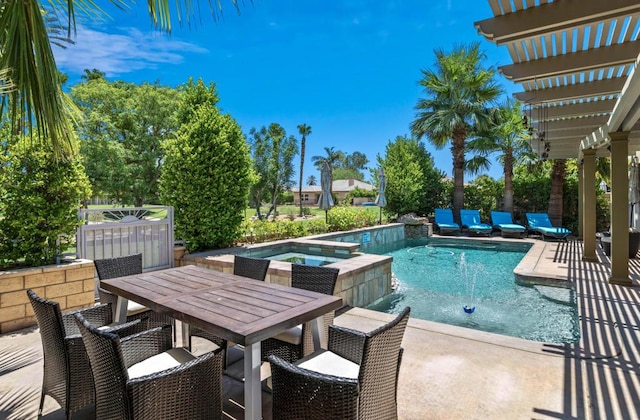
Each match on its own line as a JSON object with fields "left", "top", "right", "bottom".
{"left": 533, "top": 285, "right": 574, "bottom": 306}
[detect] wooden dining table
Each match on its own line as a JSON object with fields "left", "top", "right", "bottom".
{"left": 100, "top": 264, "right": 343, "bottom": 420}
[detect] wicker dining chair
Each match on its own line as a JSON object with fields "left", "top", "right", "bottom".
{"left": 269, "top": 306, "right": 411, "bottom": 420}
{"left": 75, "top": 313, "right": 224, "bottom": 420}
{"left": 261, "top": 264, "right": 340, "bottom": 363}
{"left": 94, "top": 253, "right": 173, "bottom": 330}
{"left": 188, "top": 255, "right": 270, "bottom": 358}
{"left": 27, "top": 289, "right": 145, "bottom": 419}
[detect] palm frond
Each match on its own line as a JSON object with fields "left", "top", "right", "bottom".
{"left": 0, "top": 68, "right": 15, "bottom": 95}
{"left": 146, "top": 0, "right": 243, "bottom": 32}
{"left": 0, "top": 0, "right": 76, "bottom": 157}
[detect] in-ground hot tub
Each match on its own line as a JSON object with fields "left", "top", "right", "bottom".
{"left": 263, "top": 251, "right": 347, "bottom": 266}
{"left": 179, "top": 235, "right": 395, "bottom": 308}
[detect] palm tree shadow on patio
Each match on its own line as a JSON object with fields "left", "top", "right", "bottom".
{"left": 0, "top": 342, "right": 42, "bottom": 420}
{"left": 534, "top": 239, "right": 640, "bottom": 419}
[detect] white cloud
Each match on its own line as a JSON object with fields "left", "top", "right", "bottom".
{"left": 52, "top": 26, "right": 208, "bottom": 76}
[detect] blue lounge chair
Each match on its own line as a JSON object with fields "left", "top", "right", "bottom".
{"left": 460, "top": 209, "right": 493, "bottom": 236}
{"left": 491, "top": 211, "right": 526, "bottom": 238}
{"left": 525, "top": 213, "right": 571, "bottom": 240}
{"left": 434, "top": 208, "right": 460, "bottom": 235}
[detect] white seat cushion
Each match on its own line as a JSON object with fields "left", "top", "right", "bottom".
{"left": 128, "top": 348, "right": 195, "bottom": 379}
{"left": 127, "top": 300, "right": 149, "bottom": 316}
{"left": 298, "top": 350, "right": 360, "bottom": 379}
{"left": 272, "top": 324, "right": 302, "bottom": 345}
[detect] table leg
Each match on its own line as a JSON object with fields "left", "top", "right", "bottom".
{"left": 310, "top": 316, "right": 325, "bottom": 350}
{"left": 114, "top": 296, "right": 129, "bottom": 323}
{"left": 181, "top": 322, "right": 190, "bottom": 349}
{"left": 244, "top": 342, "right": 261, "bottom": 420}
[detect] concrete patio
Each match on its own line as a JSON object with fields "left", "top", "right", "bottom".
{"left": 1, "top": 239, "right": 639, "bottom": 419}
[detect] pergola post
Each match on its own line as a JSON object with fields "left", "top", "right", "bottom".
{"left": 582, "top": 148, "right": 597, "bottom": 261}
{"left": 578, "top": 161, "right": 584, "bottom": 239}
{"left": 609, "top": 131, "right": 631, "bottom": 285}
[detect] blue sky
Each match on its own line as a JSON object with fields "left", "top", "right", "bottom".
{"left": 54, "top": 0, "right": 517, "bottom": 185}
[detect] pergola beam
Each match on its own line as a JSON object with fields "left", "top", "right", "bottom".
{"left": 548, "top": 127, "right": 603, "bottom": 140}
{"left": 514, "top": 78, "right": 625, "bottom": 104}
{"left": 532, "top": 116, "right": 609, "bottom": 132}
{"left": 475, "top": 0, "right": 640, "bottom": 45}
{"left": 607, "top": 53, "right": 640, "bottom": 132}
{"left": 547, "top": 148, "right": 610, "bottom": 159}
{"left": 500, "top": 41, "right": 640, "bottom": 82}
{"left": 541, "top": 100, "right": 616, "bottom": 119}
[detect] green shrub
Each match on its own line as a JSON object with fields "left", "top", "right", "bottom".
{"left": 237, "top": 207, "right": 377, "bottom": 245}
{"left": 379, "top": 136, "right": 444, "bottom": 217}
{"left": 159, "top": 79, "right": 254, "bottom": 252}
{"left": 0, "top": 138, "right": 92, "bottom": 268}
{"left": 463, "top": 175, "right": 503, "bottom": 221}
{"left": 306, "top": 218, "right": 328, "bottom": 234}
{"left": 344, "top": 187, "right": 376, "bottom": 204}
{"left": 327, "top": 206, "right": 377, "bottom": 231}
{"left": 278, "top": 191, "right": 294, "bottom": 205}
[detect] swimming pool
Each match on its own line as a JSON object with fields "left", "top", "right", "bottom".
{"left": 367, "top": 238, "right": 579, "bottom": 343}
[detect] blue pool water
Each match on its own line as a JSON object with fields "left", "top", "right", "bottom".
{"left": 367, "top": 238, "right": 579, "bottom": 343}
{"left": 266, "top": 252, "right": 343, "bottom": 266}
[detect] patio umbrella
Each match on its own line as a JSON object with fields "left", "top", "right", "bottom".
{"left": 630, "top": 157, "right": 640, "bottom": 228}
{"left": 374, "top": 167, "right": 387, "bottom": 224}
{"left": 318, "top": 161, "right": 334, "bottom": 223}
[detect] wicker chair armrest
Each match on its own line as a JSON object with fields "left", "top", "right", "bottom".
{"left": 268, "top": 355, "right": 359, "bottom": 419}
{"left": 62, "top": 303, "right": 112, "bottom": 336}
{"left": 327, "top": 324, "right": 366, "bottom": 365}
{"left": 66, "top": 318, "right": 148, "bottom": 342}
{"left": 120, "top": 325, "right": 173, "bottom": 368}
{"left": 98, "top": 288, "right": 118, "bottom": 306}
{"left": 128, "top": 350, "right": 223, "bottom": 419}
{"left": 108, "top": 318, "right": 149, "bottom": 337}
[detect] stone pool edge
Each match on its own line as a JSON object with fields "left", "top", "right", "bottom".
{"left": 513, "top": 240, "right": 572, "bottom": 288}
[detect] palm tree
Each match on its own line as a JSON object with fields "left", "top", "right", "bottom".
{"left": 297, "top": 124, "right": 312, "bottom": 216}
{"left": 306, "top": 175, "right": 317, "bottom": 186}
{"left": 470, "top": 99, "right": 536, "bottom": 213}
{"left": 0, "top": 0, "right": 239, "bottom": 158}
{"left": 548, "top": 159, "right": 566, "bottom": 226}
{"left": 311, "top": 146, "right": 343, "bottom": 195}
{"left": 410, "top": 43, "right": 501, "bottom": 223}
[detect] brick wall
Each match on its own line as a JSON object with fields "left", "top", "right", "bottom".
{"left": 0, "top": 260, "right": 96, "bottom": 334}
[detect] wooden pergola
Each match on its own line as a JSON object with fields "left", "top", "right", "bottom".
{"left": 476, "top": 0, "right": 640, "bottom": 285}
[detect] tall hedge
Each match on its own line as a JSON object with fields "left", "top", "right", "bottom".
{"left": 378, "top": 135, "right": 444, "bottom": 217}
{"left": 0, "top": 137, "right": 92, "bottom": 268}
{"left": 159, "top": 80, "right": 253, "bottom": 252}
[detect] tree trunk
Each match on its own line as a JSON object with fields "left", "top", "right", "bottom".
{"left": 299, "top": 137, "right": 305, "bottom": 217}
{"left": 503, "top": 148, "right": 514, "bottom": 213}
{"left": 265, "top": 186, "right": 280, "bottom": 220}
{"left": 548, "top": 159, "right": 566, "bottom": 226}
{"left": 252, "top": 190, "right": 263, "bottom": 219}
{"left": 451, "top": 131, "right": 466, "bottom": 224}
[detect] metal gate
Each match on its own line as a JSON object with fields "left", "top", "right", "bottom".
{"left": 76, "top": 206, "right": 174, "bottom": 270}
